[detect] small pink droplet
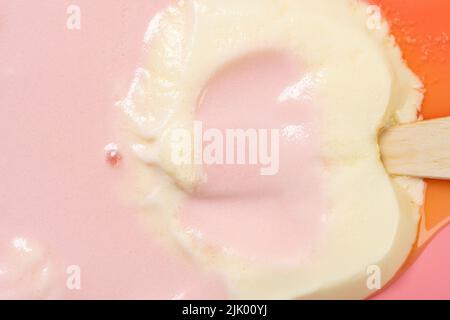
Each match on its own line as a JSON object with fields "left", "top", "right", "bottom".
{"left": 104, "top": 143, "right": 122, "bottom": 167}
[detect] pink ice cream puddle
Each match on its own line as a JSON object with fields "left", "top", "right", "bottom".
{"left": 178, "top": 52, "right": 327, "bottom": 266}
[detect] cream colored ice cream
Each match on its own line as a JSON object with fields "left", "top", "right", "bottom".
{"left": 119, "top": 0, "right": 425, "bottom": 299}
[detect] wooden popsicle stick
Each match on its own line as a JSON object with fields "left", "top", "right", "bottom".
{"left": 380, "top": 116, "right": 450, "bottom": 180}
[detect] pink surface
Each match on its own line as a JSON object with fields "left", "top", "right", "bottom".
{"left": 0, "top": 0, "right": 449, "bottom": 299}
{"left": 0, "top": 0, "right": 227, "bottom": 299}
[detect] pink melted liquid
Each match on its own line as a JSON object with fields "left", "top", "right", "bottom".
{"left": 0, "top": 0, "right": 226, "bottom": 299}
{"left": 0, "top": 0, "right": 449, "bottom": 299}
{"left": 179, "top": 52, "right": 327, "bottom": 266}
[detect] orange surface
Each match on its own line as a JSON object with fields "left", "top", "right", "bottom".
{"left": 371, "top": 0, "right": 450, "bottom": 247}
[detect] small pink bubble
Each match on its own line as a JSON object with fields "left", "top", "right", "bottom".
{"left": 104, "top": 143, "right": 122, "bottom": 167}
